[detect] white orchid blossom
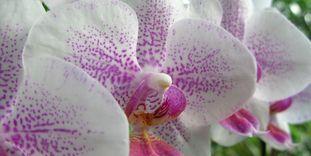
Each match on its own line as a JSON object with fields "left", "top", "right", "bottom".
{"left": 0, "top": 0, "right": 258, "bottom": 155}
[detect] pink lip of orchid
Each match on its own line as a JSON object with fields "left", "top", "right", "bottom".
{"left": 211, "top": 0, "right": 311, "bottom": 144}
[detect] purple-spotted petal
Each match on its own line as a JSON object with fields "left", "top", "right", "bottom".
{"left": 164, "top": 19, "right": 256, "bottom": 125}
{"left": 245, "top": 9, "right": 311, "bottom": 101}
{"left": 23, "top": 0, "right": 141, "bottom": 109}
{"left": 211, "top": 124, "right": 246, "bottom": 146}
{"left": 0, "top": 141, "right": 25, "bottom": 156}
{"left": 41, "top": 0, "right": 77, "bottom": 9}
{"left": 188, "top": 0, "right": 223, "bottom": 25}
{"left": 219, "top": 0, "right": 253, "bottom": 40}
{"left": 0, "top": 0, "right": 44, "bottom": 120}
{"left": 1, "top": 57, "right": 129, "bottom": 155}
{"left": 278, "top": 84, "right": 311, "bottom": 124}
{"left": 121, "top": 0, "right": 187, "bottom": 69}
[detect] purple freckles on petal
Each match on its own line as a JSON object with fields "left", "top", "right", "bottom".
{"left": 65, "top": 25, "right": 141, "bottom": 109}
{"left": 246, "top": 34, "right": 292, "bottom": 77}
{"left": 219, "top": 0, "right": 250, "bottom": 40}
{"left": 220, "top": 109, "right": 260, "bottom": 136}
{"left": 133, "top": 0, "right": 178, "bottom": 68}
{"left": 0, "top": 24, "right": 26, "bottom": 119}
{"left": 270, "top": 97, "right": 292, "bottom": 114}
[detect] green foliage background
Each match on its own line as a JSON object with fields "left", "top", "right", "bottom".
{"left": 212, "top": 0, "right": 311, "bottom": 155}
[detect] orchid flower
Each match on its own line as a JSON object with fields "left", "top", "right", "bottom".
{"left": 211, "top": 0, "right": 311, "bottom": 148}
{"left": 0, "top": 0, "right": 258, "bottom": 155}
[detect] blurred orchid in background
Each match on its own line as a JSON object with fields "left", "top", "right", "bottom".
{"left": 262, "top": 84, "right": 311, "bottom": 150}
{"left": 210, "top": 0, "right": 311, "bottom": 154}
{"left": 0, "top": 0, "right": 259, "bottom": 156}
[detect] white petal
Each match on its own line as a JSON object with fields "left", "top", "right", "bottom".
{"left": 251, "top": 0, "right": 272, "bottom": 12}
{"left": 1, "top": 57, "right": 129, "bottom": 155}
{"left": 23, "top": 0, "right": 141, "bottom": 109}
{"left": 245, "top": 9, "right": 311, "bottom": 101}
{"left": 0, "top": 0, "right": 44, "bottom": 119}
{"left": 164, "top": 19, "right": 256, "bottom": 125}
{"left": 211, "top": 124, "right": 246, "bottom": 146}
{"left": 245, "top": 98, "right": 270, "bottom": 130}
{"left": 278, "top": 84, "right": 311, "bottom": 124}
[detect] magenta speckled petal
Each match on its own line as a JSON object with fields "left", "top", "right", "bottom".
{"left": 0, "top": 0, "right": 44, "bottom": 120}
{"left": 1, "top": 57, "right": 129, "bottom": 155}
{"left": 23, "top": 0, "right": 141, "bottom": 109}
{"left": 219, "top": 0, "right": 252, "bottom": 40}
{"left": 220, "top": 109, "right": 259, "bottom": 136}
{"left": 245, "top": 9, "right": 311, "bottom": 101}
{"left": 164, "top": 19, "right": 256, "bottom": 125}
{"left": 121, "top": 0, "right": 187, "bottom": 69}
{"left": 278, "top": 84, "right": 311, "bottom": 124}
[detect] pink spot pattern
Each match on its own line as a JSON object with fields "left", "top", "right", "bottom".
{"left": 246, "top": 33, "right": 292, "bottom": 80}
{"left": 133, "top": 0, "right": 178, "bottom": 68}
{"left": 0, "top": 24, "right": 26, "bottom": 120}
{"left": 165, "top": 40, "right": 234, "bottom": 119}
{"left": 1, "top": 81, "right": 103, "bottom": 156}
{"left": 65, "top": 25, "right": 141, "bottom": 108}
{"left": 219, "top": 0, "right": 249, "bottom": 40}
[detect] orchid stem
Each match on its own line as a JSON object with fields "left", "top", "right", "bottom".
{"left": 271, "top": 149, "right": 278, "bottom": 156}
{"left": 260, "top": 140, "right": 266, "bottom": 156}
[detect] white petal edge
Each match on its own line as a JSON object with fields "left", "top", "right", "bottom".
{"left": 245, "top": 8, "right": 311, "bottom": 101}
